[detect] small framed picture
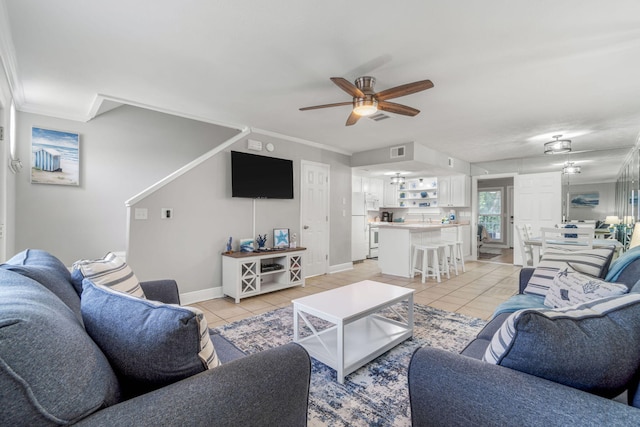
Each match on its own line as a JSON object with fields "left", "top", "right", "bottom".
{"left": 273, "top": 228, "right": 290, "bottom": 248}
{"left": 240, "top": 238, "right": 254, "bottom": 252}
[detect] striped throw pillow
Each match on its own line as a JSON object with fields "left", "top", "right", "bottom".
{"left": 544, "top": 269, "right": 628, "bottom": 309}
{"left": 72, "top": 252, "right": 145, "bottom": 298}
{"left": 523, "top": 247, "right": 614, "bottom": 297}
{"left": 482, "top": 293, "right": 640, "bottom": 397}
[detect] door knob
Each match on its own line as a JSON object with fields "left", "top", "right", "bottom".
{"left": 303, "top": 225, "right": 310, "bottom": 229}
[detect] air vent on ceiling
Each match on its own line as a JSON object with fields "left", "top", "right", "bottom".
{"left": 368, "top": 113, "right": 391, "bottom": 121}
{"left": 390, "top": 145, "right": 406, "bottom": 159}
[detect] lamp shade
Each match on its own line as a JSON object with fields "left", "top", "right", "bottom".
{"left": 605, "top": 216, "right": 620, "bottom": 225}
{"left": 629, "top": 223, "right": 640, "bottom": 249}
{"left": 624, "top": 216, "right": 635, "bottom": 225}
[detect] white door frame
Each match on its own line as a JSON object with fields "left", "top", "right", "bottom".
{"left": 300, "top": 160, "right": 330, "bottom": 277}
{"left": 472, "top": 173, "right": 517, "bottom": 261}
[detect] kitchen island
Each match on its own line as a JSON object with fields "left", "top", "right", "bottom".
{"left": 377, "top": 223, "right": 466, "bottom": 278}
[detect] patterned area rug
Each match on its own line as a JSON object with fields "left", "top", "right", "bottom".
{"left": 214, "top": 302, "right": 486, "bottom": 426}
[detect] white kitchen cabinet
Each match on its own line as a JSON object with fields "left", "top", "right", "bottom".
{"left": 438, "top": 175, "right": 470, "bottom": 207}
{"left": 383, "top": 182, "right": 398, "bottom": 207}
{"left": 369, "top": 178, "right": 384, "bottom": 205}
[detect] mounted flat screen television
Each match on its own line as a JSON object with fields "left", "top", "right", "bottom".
{"left": 231, "top": 151, "right": 294, "bottom": 199}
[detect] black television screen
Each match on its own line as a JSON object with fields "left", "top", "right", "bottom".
{"left": 231, "top": 151, "right": 294, "bottom": 199}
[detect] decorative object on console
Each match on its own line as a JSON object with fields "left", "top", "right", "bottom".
{"left": 225, "top": 236, "right": 233, "bottom": 253}
{"left": 290, "top": 232, "right": 298, "bottom": 248}
{"left": 274, "top": 228, "right": 290, "bottom": 248}
{"left": 240, "top": 238, "right": 254, "bottom": 252}
{"left": 256, "top": 234, "right": 268, "bottom": 249}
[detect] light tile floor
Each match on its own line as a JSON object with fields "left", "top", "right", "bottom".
{"left": 190, "top": 256, "right": 521, "bottom": 328}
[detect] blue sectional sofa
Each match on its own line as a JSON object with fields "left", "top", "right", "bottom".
{"left": 0, "top": 249, "right": 311, "bottom": 426}
{"left": 409, "top": 246, "right": 640, "bottom": 425}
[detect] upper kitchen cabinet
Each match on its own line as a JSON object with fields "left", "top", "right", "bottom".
{"left": 383, "top": 182, "right": 398, "bottom": 207}
{"left": 369, "top": 178, "right": 384, "bottom": 205}
{"left": 438, "top": 175, "right": 470, "bottom": 207}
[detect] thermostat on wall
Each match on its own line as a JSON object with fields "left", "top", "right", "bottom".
{"left": 247, "top": 139, "right": 262, "bottom": 151}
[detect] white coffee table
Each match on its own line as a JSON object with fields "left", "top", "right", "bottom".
{"left": 292, "top": 280, "right": 414, "bottom": 384}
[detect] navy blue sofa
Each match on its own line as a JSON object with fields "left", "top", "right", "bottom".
{"left": 0, "top": 249, "right": 311, "bottom": 426}
{"left": 409, "top": 249, "right": 640, "bottom": 425}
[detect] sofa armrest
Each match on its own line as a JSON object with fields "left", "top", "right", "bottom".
{"left": 408, "top": 347, "right": 639, "bottom": 426}
{"left": 139, "top": 279, "right": 180, "bottom": 304}
{"left": 75, "top": 343, "right": 311, "bottom": 427}
{"left": 518, "top": 268, "right": 534, "bottom": 294}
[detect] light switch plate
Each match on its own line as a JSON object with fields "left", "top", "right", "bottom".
{"left": 134, "top": 208, "right": 148, "bottom": 220}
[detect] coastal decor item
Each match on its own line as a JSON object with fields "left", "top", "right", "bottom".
{"left": 274, "top": 228, "right": 290, "bottom": 248}
{"left": 225, "top": 237, "right": 233, "bottom": 253}
{"left": 240, "top": 238, "right": 254, "bottom": 252}
{"left": 290, "top": 233, "right": 298, "bottom": 248}
{"left": 256, "top": 234, "right": 268, "bottom": 249}
{"left": 570, "top": 192, "right": 599, "bottom": 207}
{"left": 420, "top": 191, "right": 428, "bottom": 198}
{"left": 31, "top": 126, "right": 80, "bottom": 186}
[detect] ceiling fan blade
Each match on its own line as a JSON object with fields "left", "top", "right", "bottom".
{"left": 331, "top": 77, "right": 365, "bottom": 98}
{"left": 299, "top": 101, "right": 353, "bottom": 111}
{"left": 375, "top": 79, "right": 434, "bottom": 101}
{"left": 378, "top": 101, "right": 420, "bottom": 116}
{"left": 345, "top": 111, "right": 361, "bottom": 126}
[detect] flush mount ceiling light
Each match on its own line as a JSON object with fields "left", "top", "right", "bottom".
{"left": 390, "top": 173, "right": 405, "bottom": 185}
{"left": 544, "top": 135, "right": 572, "bottom": 154}
{"left": 562, "top": 161, "right": 581, "bottom": 174}
{"left": 352, "top": 98, "right": 379, "bottom": 116}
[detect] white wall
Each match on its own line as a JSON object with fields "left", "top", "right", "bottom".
{"left": 13, "top": 106, "right": 239, "bottom": 265}
{"left": 0, "top": 60, "right": 16, "bottom": 262}
{"left": 565, "top": 182, "right": 616, "bottom": 221}
{"left": 126, "top": 133, "right": 352, "bottom": 298}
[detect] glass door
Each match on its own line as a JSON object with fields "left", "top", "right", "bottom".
{"left": 478, "top": 188, "right": 503, "bottom": 243}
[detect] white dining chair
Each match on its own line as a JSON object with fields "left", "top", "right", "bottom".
{"left": 516, "top": 225, "right": 534, "bottom": 266}
{"left": 540, "top": 226, "right": 594, "bottom": 255}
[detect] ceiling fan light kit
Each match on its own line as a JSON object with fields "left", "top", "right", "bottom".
{"left": 300, "top": 76, "right": 434, "bottom": 126}
{"left": 544, "top": 135, "right": 572, "bottom": 154}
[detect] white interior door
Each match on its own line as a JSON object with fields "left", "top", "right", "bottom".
{"left": 507, "top": 185, "right": 514, "bottom": 248}
{"left": 513, "top": 171, "right": 562, "bottom": 265}
{"left": 300, "top": 160, "right": 330, "bottom": 277}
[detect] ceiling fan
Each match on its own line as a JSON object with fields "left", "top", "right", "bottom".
{"left": 300, "top": 76, "right": 434, "bottom": 126}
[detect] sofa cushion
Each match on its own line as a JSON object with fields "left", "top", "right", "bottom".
{"left": 72, "top": 252, "right": 145, "bottom": 298}
{"left": 81, "top": 279, "right": 220, "bottom": 397}
{"left": 544, "top": 269, "right": 628, "bottom": 309}
{"left": 2, "top": 249, "right": 82, "bottom": 325}
{"left": 523, "top": 247, "right": 614, "bottom": 297}
{"left": 483, "top": 293, "right": 640, "bottom": 398}
{"left": 0, "top": 270, "right": 120, "bottom": 426}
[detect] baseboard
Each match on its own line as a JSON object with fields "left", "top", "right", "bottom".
{"left": 180, "top": 286, "right": 224, "bottom": 305}
{"left": 329, "top": 262, "right": 353, "bottom": 274}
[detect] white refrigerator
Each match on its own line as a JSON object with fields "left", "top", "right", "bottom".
{"left": 351, "top": 192, "right": 369, "bottom": 261}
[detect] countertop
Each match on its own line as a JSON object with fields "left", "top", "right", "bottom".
{"left": 376, "top": 222, "right": 467, "bottom": 231}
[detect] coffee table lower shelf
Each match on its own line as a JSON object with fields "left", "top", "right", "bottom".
{"left": 296, "top": 315, "right": 412, "bottom": 383}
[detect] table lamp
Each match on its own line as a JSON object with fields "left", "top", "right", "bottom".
{"left": 623, "top": 216, "right": 635, "bottom": 226}
{"left": 605, "top": 216, "right": 620, "bottom": 227}
{"left": 629, "top": 223, "right": 640, "bottom": 250}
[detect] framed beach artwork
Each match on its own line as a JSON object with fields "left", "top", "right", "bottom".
{"left": 31, "top": 127, "right": 80, "bottom": 186}
{"left": 273, "top": 228, "right": 290, "bottom": 248}
{"left": 570, "top": 192, "right": 599, "bottom": 208}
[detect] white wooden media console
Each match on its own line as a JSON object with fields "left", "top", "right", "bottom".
{"left": 222, "top": 247, "right": 305, "bottom": 303}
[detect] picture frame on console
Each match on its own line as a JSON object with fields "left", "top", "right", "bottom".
{"left": 274, "top": 228, "right": 290, "bottom": 248}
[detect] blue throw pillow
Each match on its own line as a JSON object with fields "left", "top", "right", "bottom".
{"left": 483, "top": 293, "right": 640, "bottom": 398}
{"left": 0, "top": 270, "right": 120, "bottom": 425}
{"left": 81, "top": 279, "right": 220, "bottom": 397}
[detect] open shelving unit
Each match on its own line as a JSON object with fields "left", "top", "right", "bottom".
{"left": 222, "top": 247, "right": 305, "bottom": 303}
{"left": 398, "top": 178, "right": 438, "bottom": 209}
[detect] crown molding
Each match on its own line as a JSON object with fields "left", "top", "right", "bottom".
{"left": 0, "top": 0, "right": 25, "bottom": 106}
{"left": 251, "top": 127, "right": 352, "bottom": 156}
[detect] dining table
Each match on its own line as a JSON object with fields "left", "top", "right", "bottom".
{"left": 524, "top": 237, "right": 624, "bottom": 267}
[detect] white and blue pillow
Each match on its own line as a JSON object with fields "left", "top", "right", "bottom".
{"left": 72, "top": 252, "right": 145, "bottom": 298}
{"left": 544, "top": 269, "right": 628, "bottom": 309}
{"left": 523, "top": 247, "right": 614, "bottom": 297}
{"left": 483, "top": 293, "right": 640, "bottom": 398}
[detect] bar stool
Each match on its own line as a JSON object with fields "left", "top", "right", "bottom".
{"left": 412, "top": 243, "right": 448, "bottom": 283}
{"left": 438, "top": 240, "right": 459, "bottom": 276}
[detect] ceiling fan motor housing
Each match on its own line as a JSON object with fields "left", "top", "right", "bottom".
{"left": 355, "top": 76, "right": 376, "bottom": 94}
